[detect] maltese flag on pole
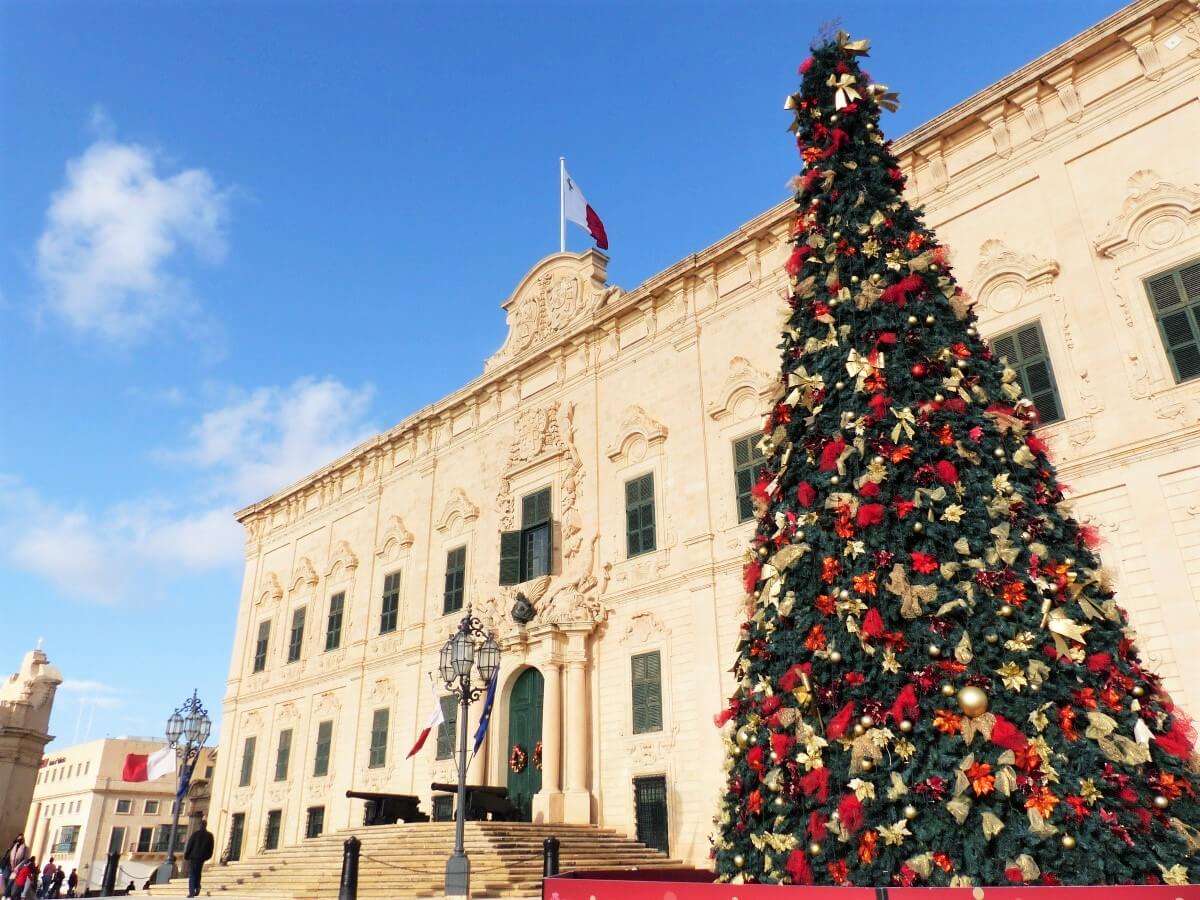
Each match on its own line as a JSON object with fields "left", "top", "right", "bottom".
{"left": 562, "top": 166, "right": 609, "bottom": 250}
{"left": 406, "top": 675, "right": 446, "bottom": 759}
{"left": 122, "top": 746, "right": 176, "bottom": 782}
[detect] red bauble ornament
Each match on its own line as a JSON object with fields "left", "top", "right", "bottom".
{"left": 911, "top": 362, "right": 927, "bottom": 377}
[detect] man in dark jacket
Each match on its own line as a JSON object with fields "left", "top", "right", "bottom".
{"left": 182, "top": 821, "right": 214, "bottom": 898}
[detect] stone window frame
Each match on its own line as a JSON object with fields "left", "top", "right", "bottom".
{"left": 606, "top": 410, "right": 671, "bottom": 573}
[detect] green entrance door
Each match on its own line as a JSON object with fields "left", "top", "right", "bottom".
{"left": 506, "top": 667, "right": 544, "bottom": 821}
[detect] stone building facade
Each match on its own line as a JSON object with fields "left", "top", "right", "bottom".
{"left": 23, "top": 739, "right": 217, "bottom": 891}
{"left": 209, "top": 0, "right": 1200, "bottom": 868}
{"left": 0, "top": 647, "right": 62, "bottom": 847}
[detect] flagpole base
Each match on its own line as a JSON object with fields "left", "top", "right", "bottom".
{"left": 445, "top": 851, "right": 470, "bottom": 898}
{"left": 153, "top": 861, "right": 177, "bottom": 884}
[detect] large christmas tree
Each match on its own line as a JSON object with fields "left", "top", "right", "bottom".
{"left": 713, "top": 32, "right": 1200, "bottom": 887}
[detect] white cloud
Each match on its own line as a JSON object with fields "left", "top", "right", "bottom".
{"left": 1, "top": 377, "right": 375, "bottom": 606}
{"left": 59, "top": 679, "right": 123, "bottom": 710}
{"left": 36, "top": 128, "right": 229, "bottom": 343}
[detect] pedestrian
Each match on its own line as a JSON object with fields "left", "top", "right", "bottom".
{"left": 15, "top": 858, "right": 37, "bottom": 900}
{"left": 182, "top": 820, "right": 213, "bottom": 898}
{"left": 39, "top": 860, "right": 55, "bottom": 898}
{"left": 124, "top": 881, "right": 134, "bottom": 895}
{"left": 64, "top": 871, "right": 76, "bottom": 899}
{"left": 5, "top": 838, "right": 29, "bottom": 900}
{"left": 48, "top": 868, "right": 63, "bottom": 899}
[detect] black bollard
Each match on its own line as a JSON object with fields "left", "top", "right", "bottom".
{"left": 542, "top": 836, "right": 560, "bottom": 878}
{"left": 339, "top": 836, "right": 361, "bottom": 900}
{"left": 100, "top": 852, "right": 119, "bottom": 896}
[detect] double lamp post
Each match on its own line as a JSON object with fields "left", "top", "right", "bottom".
{"left": 438, "top": 610, "right": 501, "bottom": 899}
{"left": 155, "top": 690, "right": 212, "bottom": 885}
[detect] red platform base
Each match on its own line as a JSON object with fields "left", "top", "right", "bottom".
{"left": 545, "top": 871, "right": 1200, "bottom": 900}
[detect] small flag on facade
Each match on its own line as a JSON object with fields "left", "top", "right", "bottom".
{"left": 472, "top": 670, "right": 499, "bottom": 754}
{"left": 122, "top": 746, "right": 176, "bottom": 782}
{"left": 406, "top": 674, "right": 446, "bottom": 758}
{"left": 562, "top": 164, "right": 609, "bottom": 250}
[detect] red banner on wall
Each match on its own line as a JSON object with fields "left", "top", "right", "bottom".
{"left": 545, "top": 873, "right": 1200, "bottom": 900}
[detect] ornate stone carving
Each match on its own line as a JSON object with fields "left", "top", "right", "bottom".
{"left": 240, "top": 709, "right": 264, "bottom": 731}
{"left": 978, "top": 105, "right": 1013, "bottom": 159}
{"left": 276, "top": 701, "right": 301, "bottom": 723}
{"left": 256, "top": 572, "right": 283, "bottom": 606}
{"left": 376, "top": 515, "right": 415, "bottom": 561}
{"left": 619, "top": 611, "right": 668, "bottom": 645}
{"left": 435, "top": 488, "right": 479, "bottom": 534}
{"left": 707, "top": 356, "right": 776, "bottom": 422}
{"left": 534, "top": 533, "right": 607, "bottom": 626}
{"left": 970, "top": 239, "right": 1060, "bottom": 311}
{"left": 605, "top": 406, "right": 668, "bottom": 462}
{"left": 313, "top": 690, "right": 342, "bottom": 717}
{"left": 290, "top": 557, "right": 318, "bottom": 593}
{"left": 325, "top": 540, "right": 359, "bottom": 577}
{"left": 1094, "top": 170, "right": 1200, "bottom": 258}
{"left": 367, "top": 678, "right": 394, "bottom": 704}
{"left": 487, "top": 251, "right": 624, "bottom": 372}
{"left": 495, "top": 401, "right": 584, "bottom": 549}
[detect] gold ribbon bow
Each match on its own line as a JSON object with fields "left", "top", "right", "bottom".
{"left": 827, "top": 73, "right": 862, "bottom": 110}
{"left": 845, "top": 348, "right": 881, "bottom": 387}
{"left": 890, "top": 406, "right": 916, "bottom": 442}
{"left": 867, "top": 83, "right": 901, "bottom": 112}
{"left": 835, "top": 31, "right": 871, "bottom": 56}
{"left": 1046, "top": 607, "right": 1091, "bottom": 656}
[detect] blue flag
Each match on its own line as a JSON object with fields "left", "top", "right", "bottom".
{"left": 472, "top": 670, "right": 499, "bottom": 753}
{"left": 176, "top": 766, "right": 191, "bottom": 802}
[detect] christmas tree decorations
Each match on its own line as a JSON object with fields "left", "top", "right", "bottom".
{"left": 712, "top": 31, "right": 1200, "bottom": 888}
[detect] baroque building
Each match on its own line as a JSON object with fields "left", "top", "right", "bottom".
{"left": 210, "top": 0, "right": 1200, "bottom": 868}
{"left": 23, "top": 739, "right": 217, "bottom": 891}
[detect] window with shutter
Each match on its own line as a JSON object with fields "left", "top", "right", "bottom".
{"left": 305, "top": 806, "right": 325, "bottom": 839}
{"left": 274, "top": 729, "right": 292, "bottom": 781}
{"left": 443, "top": 547, "right": 466, "bottom": 614}
{"left": 989, "top": 321, "right": 1063, "bottom": 425}
{"left": 498, "top": 486, "right": 553, "bottom": 585}
{"left": 380, "top": 571, "right": 401, "bottom": 634}
{"left": 436, "top": 695, "right": 458, "bottom": 759}
{"left": 732, "top": 434, "right": 767, "bottom": 523}
{"left": 287, "top": 607, "right": 306, "bottom": 663}
{"left": 631, "top": 650, "right": 663, "bottom": 734}
{"left": 313, "top": 720, "right": 333, "bottom": 777}
{"left": 368, "top": 708, "right": 389, "bottom": 769}
{"left": 325, "top": 592, "right": 344, "bottom": 651}
{"left": 264, "top": 810, "right": 282, "bottom": 851}
{"left": 625, "top": 473, "right": 657, "bottom": 557}
{"left": 252, "top": 621, "right": 270, "bottom": 673}
{"left": 1145, "top": 261, "right": 1200, "bottom": 383}
{"left": 238, "top": 736, "right": 256, "bottom": 787}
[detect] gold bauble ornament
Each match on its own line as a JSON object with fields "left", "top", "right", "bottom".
{"left": 838, "top": 588, "right": 850, "bottom": 600}
{"left": 957, "top": 685, "right": 989, "bottom": 718}
{"left": 924, "top": 315, "right": 935, "bottom": 325}
{"left": 913, "top": 521, "right": 924, "bottom": 533}
{"left": 735, "top": 726, "right": 752, "bottom": 748}
{"left": 830, "top": 475, "right": 840, "bottom": 485}
{"left": 859, "top": 715, "right": 874, "bottom": 728}
{"left": 899, "top": 719, "right": 913, "bottom": 733}
{"left": 985, "top": 633, "right": 998, "bottom": 644}
{"left": 903, "top": 805, "right": 918, "bottom": 820}
{"left": 835, "top": 380, "right": 845, "bottom": 390}
{"left": 1133, "top": 685, "right": 1146, "bottom": 698}
{"left": 808, "top": 842, "right": 822, "bottom": 856}
{"left": 941, "top": 682, "right": 955, "bottom": 697}
{"left": 1061, "top": 835, "right": 1077, "bottom": 850}
{"left": 861, "top": 759, "right": 874, "bottom": 772}
{"left": 870, "top": 272, "right": 882, "bottom": 283}
{"left": 928, "top": 643, "right": 942, "bottom": 658}
{"left": 993, "top": 446, "right": 1005, "bottom": 457}
{"left": 774, "top": 796, "right": 785, "bottom": 808}
{"left": 907, "top": 315, "right": 918, "bottom": 325}
{"left": 769, "top": 750, "right": 779, "bottom": 762}
{"left": 733, "top": 853, "right": 745, "bottom": 868}
{"left": 852, "top": 723, "right": 865, "bottom": 737}
{"left": 758, "top": 546, "right": 770, "bottom": 557}
{"left": 795, "top": 530, "right": 806, "bottom": 541}
{"left": 1154, "top": 795, "right": 1169, "bottom": 809}
{"left": 967, "top": 326, "right": 978, "bottom": 337}
{"left": 748, "top": 734, "right": 758, "bottom": 746}
{"left": 999, "top": 604, "right": 1014, "bottom": 618}
{"left": 829, "top": 651, "right": 843, "bottom": 664}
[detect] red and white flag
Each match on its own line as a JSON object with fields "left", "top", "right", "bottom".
{"left": 562, "top": 167, "right": 609, "bottom": 250}
{"left": 122, "top": 746, "right": 175, "bottom": 782}
{"left": 406, "top": 676, "right": 446, "bottom": 759}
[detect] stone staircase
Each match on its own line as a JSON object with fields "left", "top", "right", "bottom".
{"left": 144, "top": 822, "right": 684, "bottom": 900}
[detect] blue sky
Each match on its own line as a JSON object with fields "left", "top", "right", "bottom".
{"left": 0, "top": 0, "right": 1127, "bottom": 748}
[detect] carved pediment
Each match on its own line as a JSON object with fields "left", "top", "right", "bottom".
{"left": 325, "top": 540, "right": 359, "bottom": 577}
{"left": 707, "top": 356, "right": 776, "bottom": 422}
{"left": 606, "top": 406, "right": 668, "bottom": 462}
{"left": 376, "top": 515, "right": 415, "bottom": 560}
{"left": 257, "top": 572, "right": 283, "bottom": 606}
{"left": 435, "top": 488, "right": 479, "bottom": 534}
{"left": 290, "top": 557, "right": 319, "bottom": 593}
{"left": 969, "top": 240, "right": 1060, "bottom": 313}
{"left": 486, "top": 250, "right": 623, "bottom": 372}
{"left": 1094, "top": 170, "right": 1200, "bottom": 258}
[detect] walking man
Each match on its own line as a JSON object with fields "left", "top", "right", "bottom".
{"left": 182, "top": 820, "right": 214, "bottom": 898}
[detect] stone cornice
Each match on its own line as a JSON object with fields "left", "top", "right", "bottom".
{"left": 237, "top": 0, "right": 1187, "bottom": 528}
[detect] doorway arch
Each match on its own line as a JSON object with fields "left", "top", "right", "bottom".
{"left": 505, "top": 667, "right": 544, "bottom": 821}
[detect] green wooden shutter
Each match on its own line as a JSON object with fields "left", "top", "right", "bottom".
{"left": 498, "top": 530, "right": 522, "bottom": 585}
{"left": 368, "top": 709, "right": 388, "bottom": 768}
{"left": 275, "top": 729, "right": 292, "bottom": 781}
{"left": 380, "top": 571, "right": 401, "bottom": 634}
{"left": 239, "top": 736, "right": 256, "bottom": 786}
{"left": 733, "top": 434, "right": 766, "bottom": 523}
{"left": 626, "top": 474, "right": 656, "bottom": 557}
{"left": 253, "top": 621, "right": 270, "bottom": 673}
{"left": 631, "top": 651, "right": 663, "bottom": 734}
{"left": 437, "top": 695, "right": 458, "bottom": 759}
{"left": 325, "top": 592, "right": 344, "bottom": 651}
{"left": 1146, "top": 262, "right": 1200, "bottom": 383}
{"left": 991, "top": 322, "right": 1062, "bottom": 424}
{"left": 313, "top": 720, "right": 332, "bottom": 777}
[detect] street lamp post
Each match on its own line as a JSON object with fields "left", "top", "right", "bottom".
{"left": 438, "top": 610, "right": 501, "bottom": 899}
{"left": 154, "top": 690, "right": 211, "bottom": 885}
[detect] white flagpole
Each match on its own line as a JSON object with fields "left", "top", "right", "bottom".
{"left": 559, "top": 156, "right": 566, "bottom": 253}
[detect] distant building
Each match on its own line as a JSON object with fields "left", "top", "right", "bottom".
{"left": 23, "top": 738, "right": 217, "bottom": 891}
{"left": 209, "top": 0, "right": 1200, "bottom": 869}
{"left": 0, "top": 646, "right": 62, "bottom": 845}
